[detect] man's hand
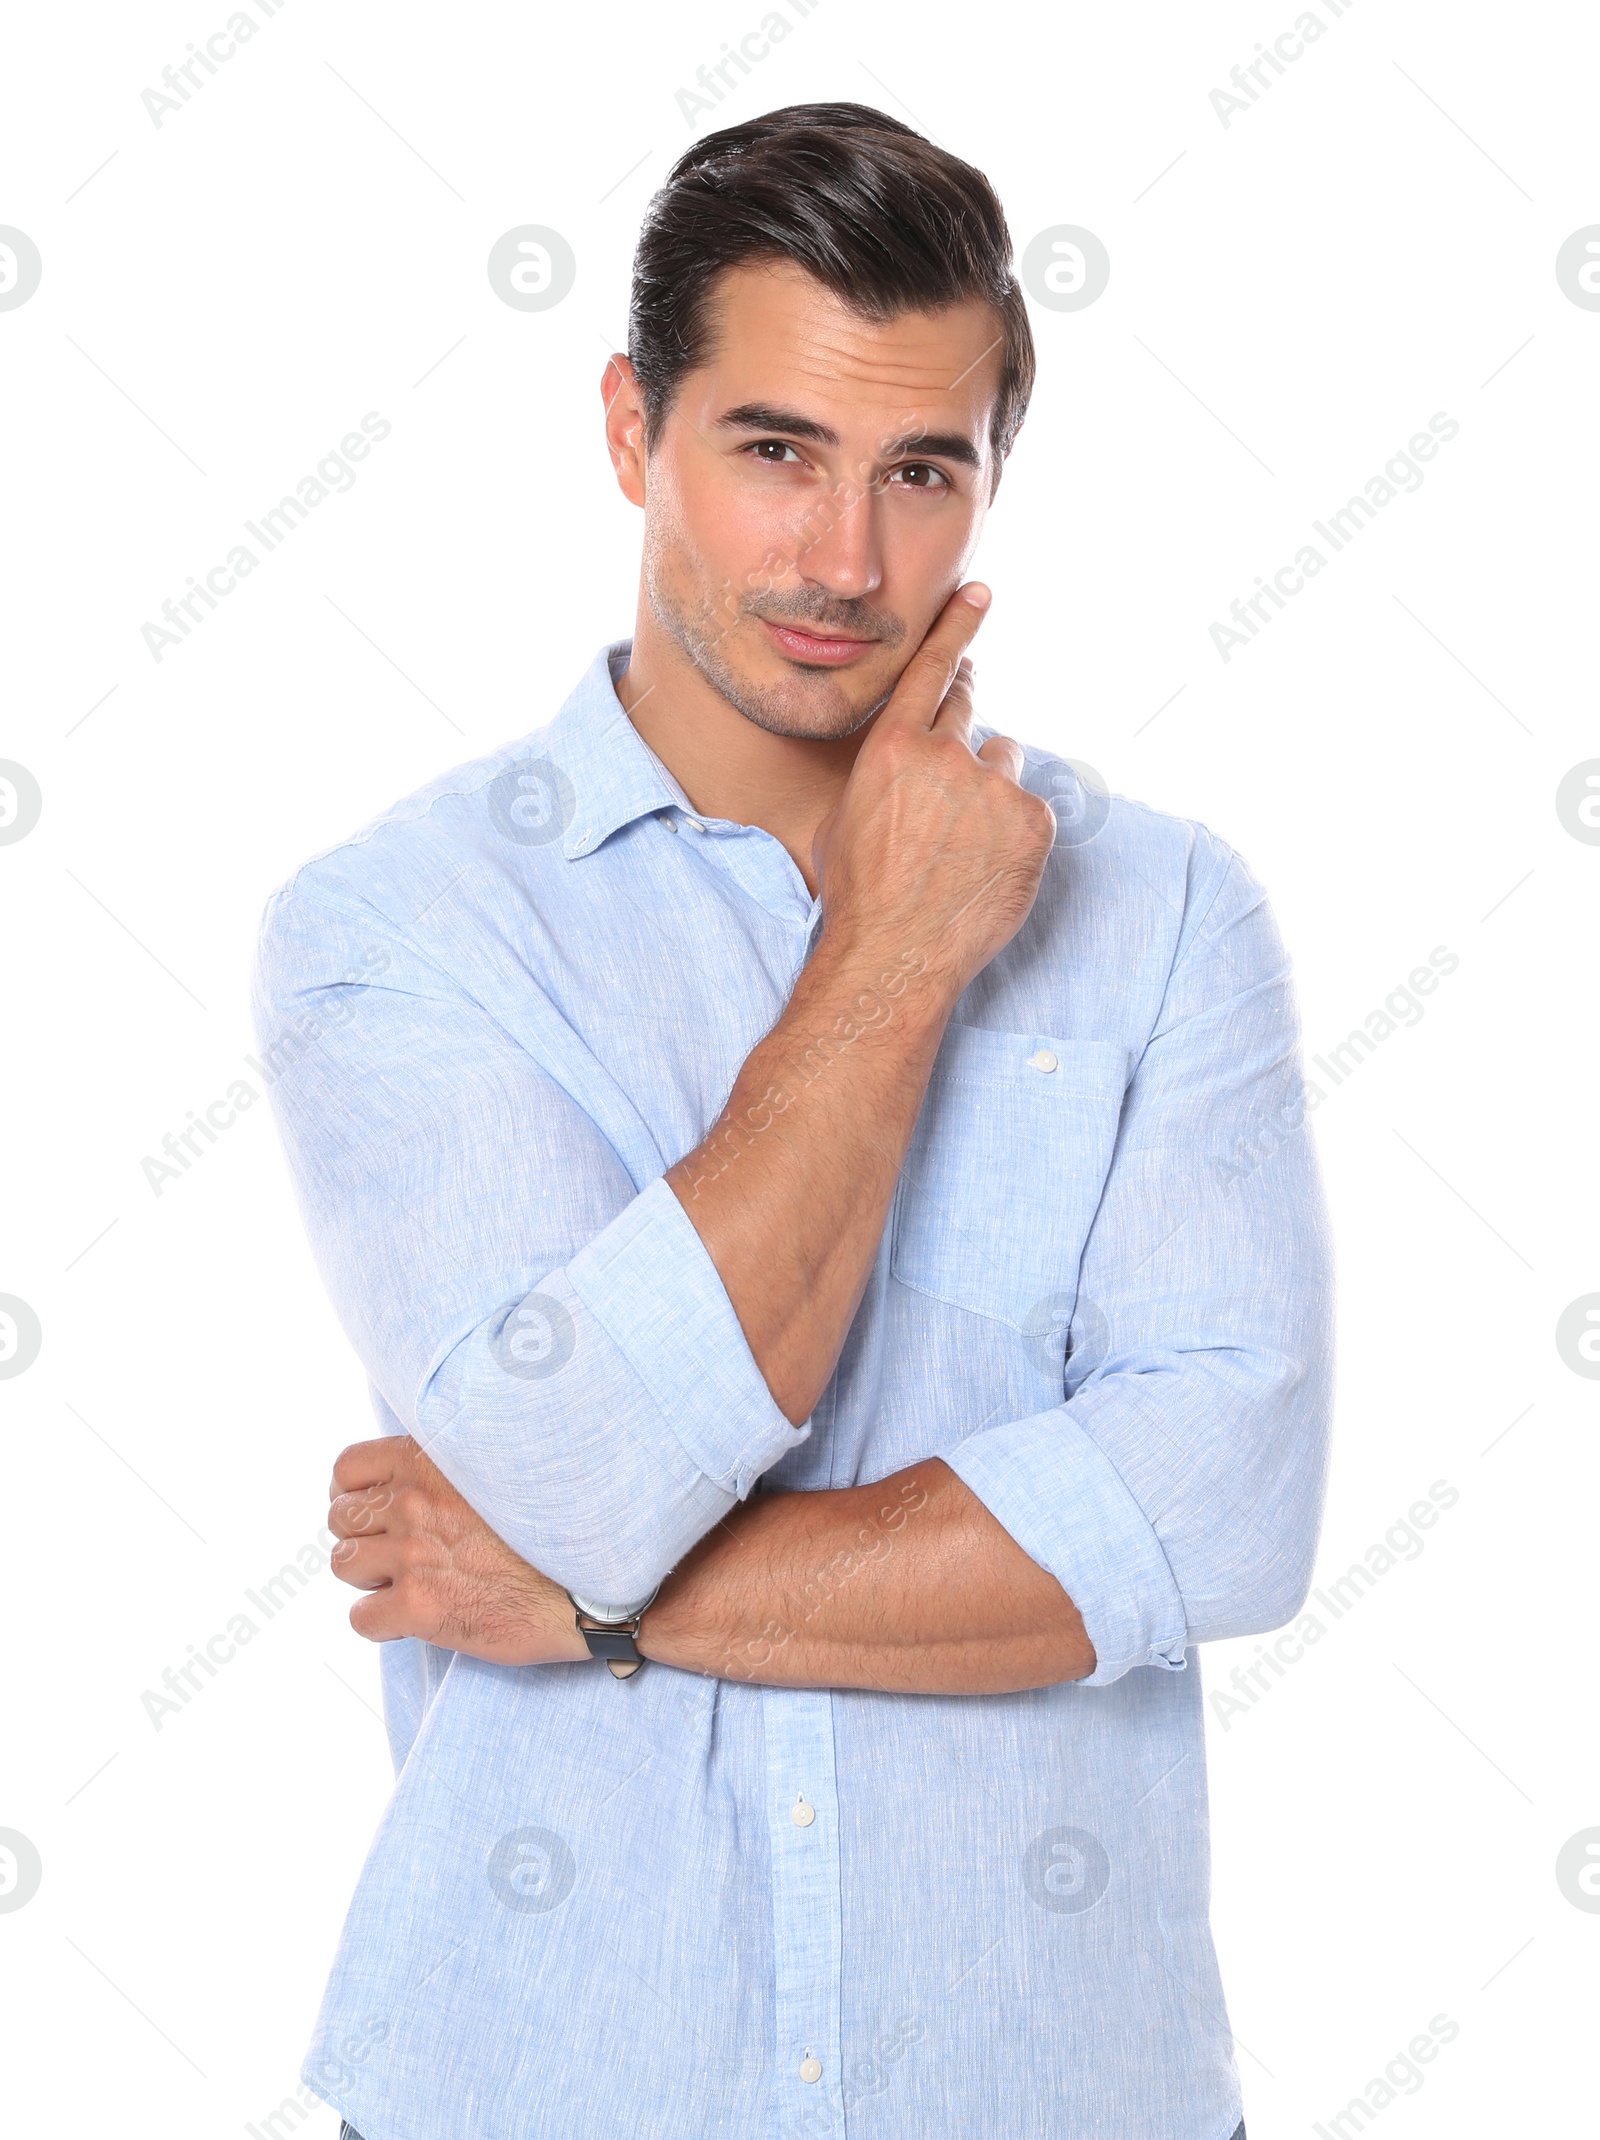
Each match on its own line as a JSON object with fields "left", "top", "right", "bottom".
{"left": 328, "top": 1436, "right": 588, "bottom": 1667}
{"left": 666, "top": 583, "right": 1056, "bottom": 1425}
{"left": 811, "top": 582, "right": 1056, "bottom": 998}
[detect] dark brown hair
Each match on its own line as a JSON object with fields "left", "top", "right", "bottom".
{"left": 628, "top": 103, "right": 1034, "bottom": 471}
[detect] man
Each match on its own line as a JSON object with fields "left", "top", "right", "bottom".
{"left": 256, "top": 103, "right": 1330, "bottom": 2140}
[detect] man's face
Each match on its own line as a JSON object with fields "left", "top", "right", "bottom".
{"left": 616, "top": 261, "right": 1006, "bottom": 740}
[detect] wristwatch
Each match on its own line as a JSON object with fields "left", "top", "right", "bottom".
{"left": 566, "top": 1583, "right": 661, "bottom": 1679}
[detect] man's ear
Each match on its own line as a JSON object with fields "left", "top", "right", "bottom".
{"left": 602, "top": 353, "right": 648, "bottom": 508}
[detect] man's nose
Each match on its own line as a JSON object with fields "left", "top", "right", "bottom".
{"left": 790, "top": 478, "right": 884, "bottom": 602}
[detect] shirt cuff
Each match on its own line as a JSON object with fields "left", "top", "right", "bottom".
{"left": 944, "top": 1396, "right": 1190, "bottom": 1686}
{"left": 565, "top": 1174, "right": 806, "bottom": 1499}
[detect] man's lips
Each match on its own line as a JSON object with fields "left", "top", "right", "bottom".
{"left": 759, "top": 619, "right": 880, "bottom": 667}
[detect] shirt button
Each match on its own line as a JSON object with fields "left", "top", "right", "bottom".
{"left": 799, "top": 2056, "right": 823, "bottom": 2084}
{"left": 684, "top": 817, "right": 706, "bottom": 832}
{"left": 1027, "top": 1049, "right": 1059, "bottom": 1073}
{"left": 791, "top": 1799, "right": 816, "bottom": 1827}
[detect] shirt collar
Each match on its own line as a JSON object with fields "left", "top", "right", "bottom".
{"left": 541, "top": 640, "right": 688, "bottom": 860}
{"left": 540, "top": 640, "right": 1004, "bottom": 865}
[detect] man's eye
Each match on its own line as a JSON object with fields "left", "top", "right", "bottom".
{"left": 748, "top": 440, "right": 803, "bottom": 464}
{"left": 887, "top": 464, "right": 950, "bottom": 491}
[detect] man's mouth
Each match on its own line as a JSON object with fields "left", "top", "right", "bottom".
{"left": 759, "top": 619, "right": 880, "bottom": 667}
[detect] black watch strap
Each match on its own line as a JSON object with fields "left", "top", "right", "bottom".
{"left": 567, "top": 1592, "right": 655, "bottom": 1679}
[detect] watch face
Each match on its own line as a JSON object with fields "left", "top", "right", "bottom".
{"left": 568, "top": 1584, "right": 660, "bottom": 1623}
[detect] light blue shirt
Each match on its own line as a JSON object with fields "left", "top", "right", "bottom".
{"left": 253, "top": 641, "right": 1331, "bottom": 2140}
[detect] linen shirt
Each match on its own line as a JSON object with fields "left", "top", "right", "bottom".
{"left": 253, "top": 641, "right": 1332, "bottom": 2140}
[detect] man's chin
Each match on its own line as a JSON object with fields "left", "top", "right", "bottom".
{"left": 706, "top": 657, "right": 889, "bottom": 742}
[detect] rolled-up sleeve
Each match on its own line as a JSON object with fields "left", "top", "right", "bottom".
{"left": 946, "top": 843, "right": 1334, "bottom": 1686}
{"left": 252, "top": 876, "right": 804, "bottom": 1606}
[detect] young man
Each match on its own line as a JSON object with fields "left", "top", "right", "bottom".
{"left": 257, "top": 103, "right": 1329, "bottom": 2140}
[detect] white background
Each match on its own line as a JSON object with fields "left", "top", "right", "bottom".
{"left": 1, "top": 1, "right": 1595, "bottom": 2133}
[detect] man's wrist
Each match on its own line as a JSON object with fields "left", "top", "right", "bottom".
{"left": 632, "top": 1545, "right": 716, "bottom": 1673}
{"left": 566, "top": 1582, "right": 662, "bottom": 1678}
{"left": 798, "top": 928, "right": 956, "bottom": 1049}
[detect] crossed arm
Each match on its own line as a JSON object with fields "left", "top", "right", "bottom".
{"left": 329, "top": 592, "right": 1098, "bottom": 1695}
{"left": 329, "top": 1441, "right": 1094, "bottom": 1693}
{"left": 327, "top": 908, "right": 1097, "bottom": 1688}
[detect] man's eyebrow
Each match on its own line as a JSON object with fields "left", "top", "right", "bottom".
{"left": 715, "top": 403, "right": 982, "bottom": 470}
{"left": 715, "top": 402, "right": 840, "bottom": 446}
{"left": 882, "top": 428, "right": 981, "bottom": 470}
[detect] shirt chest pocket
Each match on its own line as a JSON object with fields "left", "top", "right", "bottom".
{"left": 890, "top": 1024, "right": 1129, "bottom": 1329}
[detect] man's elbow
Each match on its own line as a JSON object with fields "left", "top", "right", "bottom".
{"left": 1185, "top": 1531, "right": 1320, "bottom": 1645}
{"left": 1187, "top": 1354, "right": 1331, "bottom": 1642}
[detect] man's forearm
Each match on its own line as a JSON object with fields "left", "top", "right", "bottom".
{"left": 667, "top": 933, "right": 953, "bottom": 1424}
{"left": 641, "top": 1457, "right": 1096, "bottom": 1694}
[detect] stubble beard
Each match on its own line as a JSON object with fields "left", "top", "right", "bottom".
{"left": 643, "top": 548, "right": 903, "bottom": 743}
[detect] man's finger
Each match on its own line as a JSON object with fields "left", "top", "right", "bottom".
{"left": 349, "top": 1588, "right": 425, "bottom": 1645}
{"left": 928, "top": 656, "right": 974, "bottom": 744}
{"left": 330, "top": 1535, "right": 402, "bottom": 1590}
{"left": 875, "top": 583, "right": 991, "bottom": 734}
{"left": 329, "top": 1484, "right": 396, "bottom": 1540}
{"left": 974, "top": 732, "right": 1025, "bottom": 783}
{"left": 329, "top": 1435, "right": 411, "bottom": 1501}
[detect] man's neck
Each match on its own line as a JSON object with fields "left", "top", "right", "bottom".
{"left": 616, "top": 608, "right": 866, "bottom": 894}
